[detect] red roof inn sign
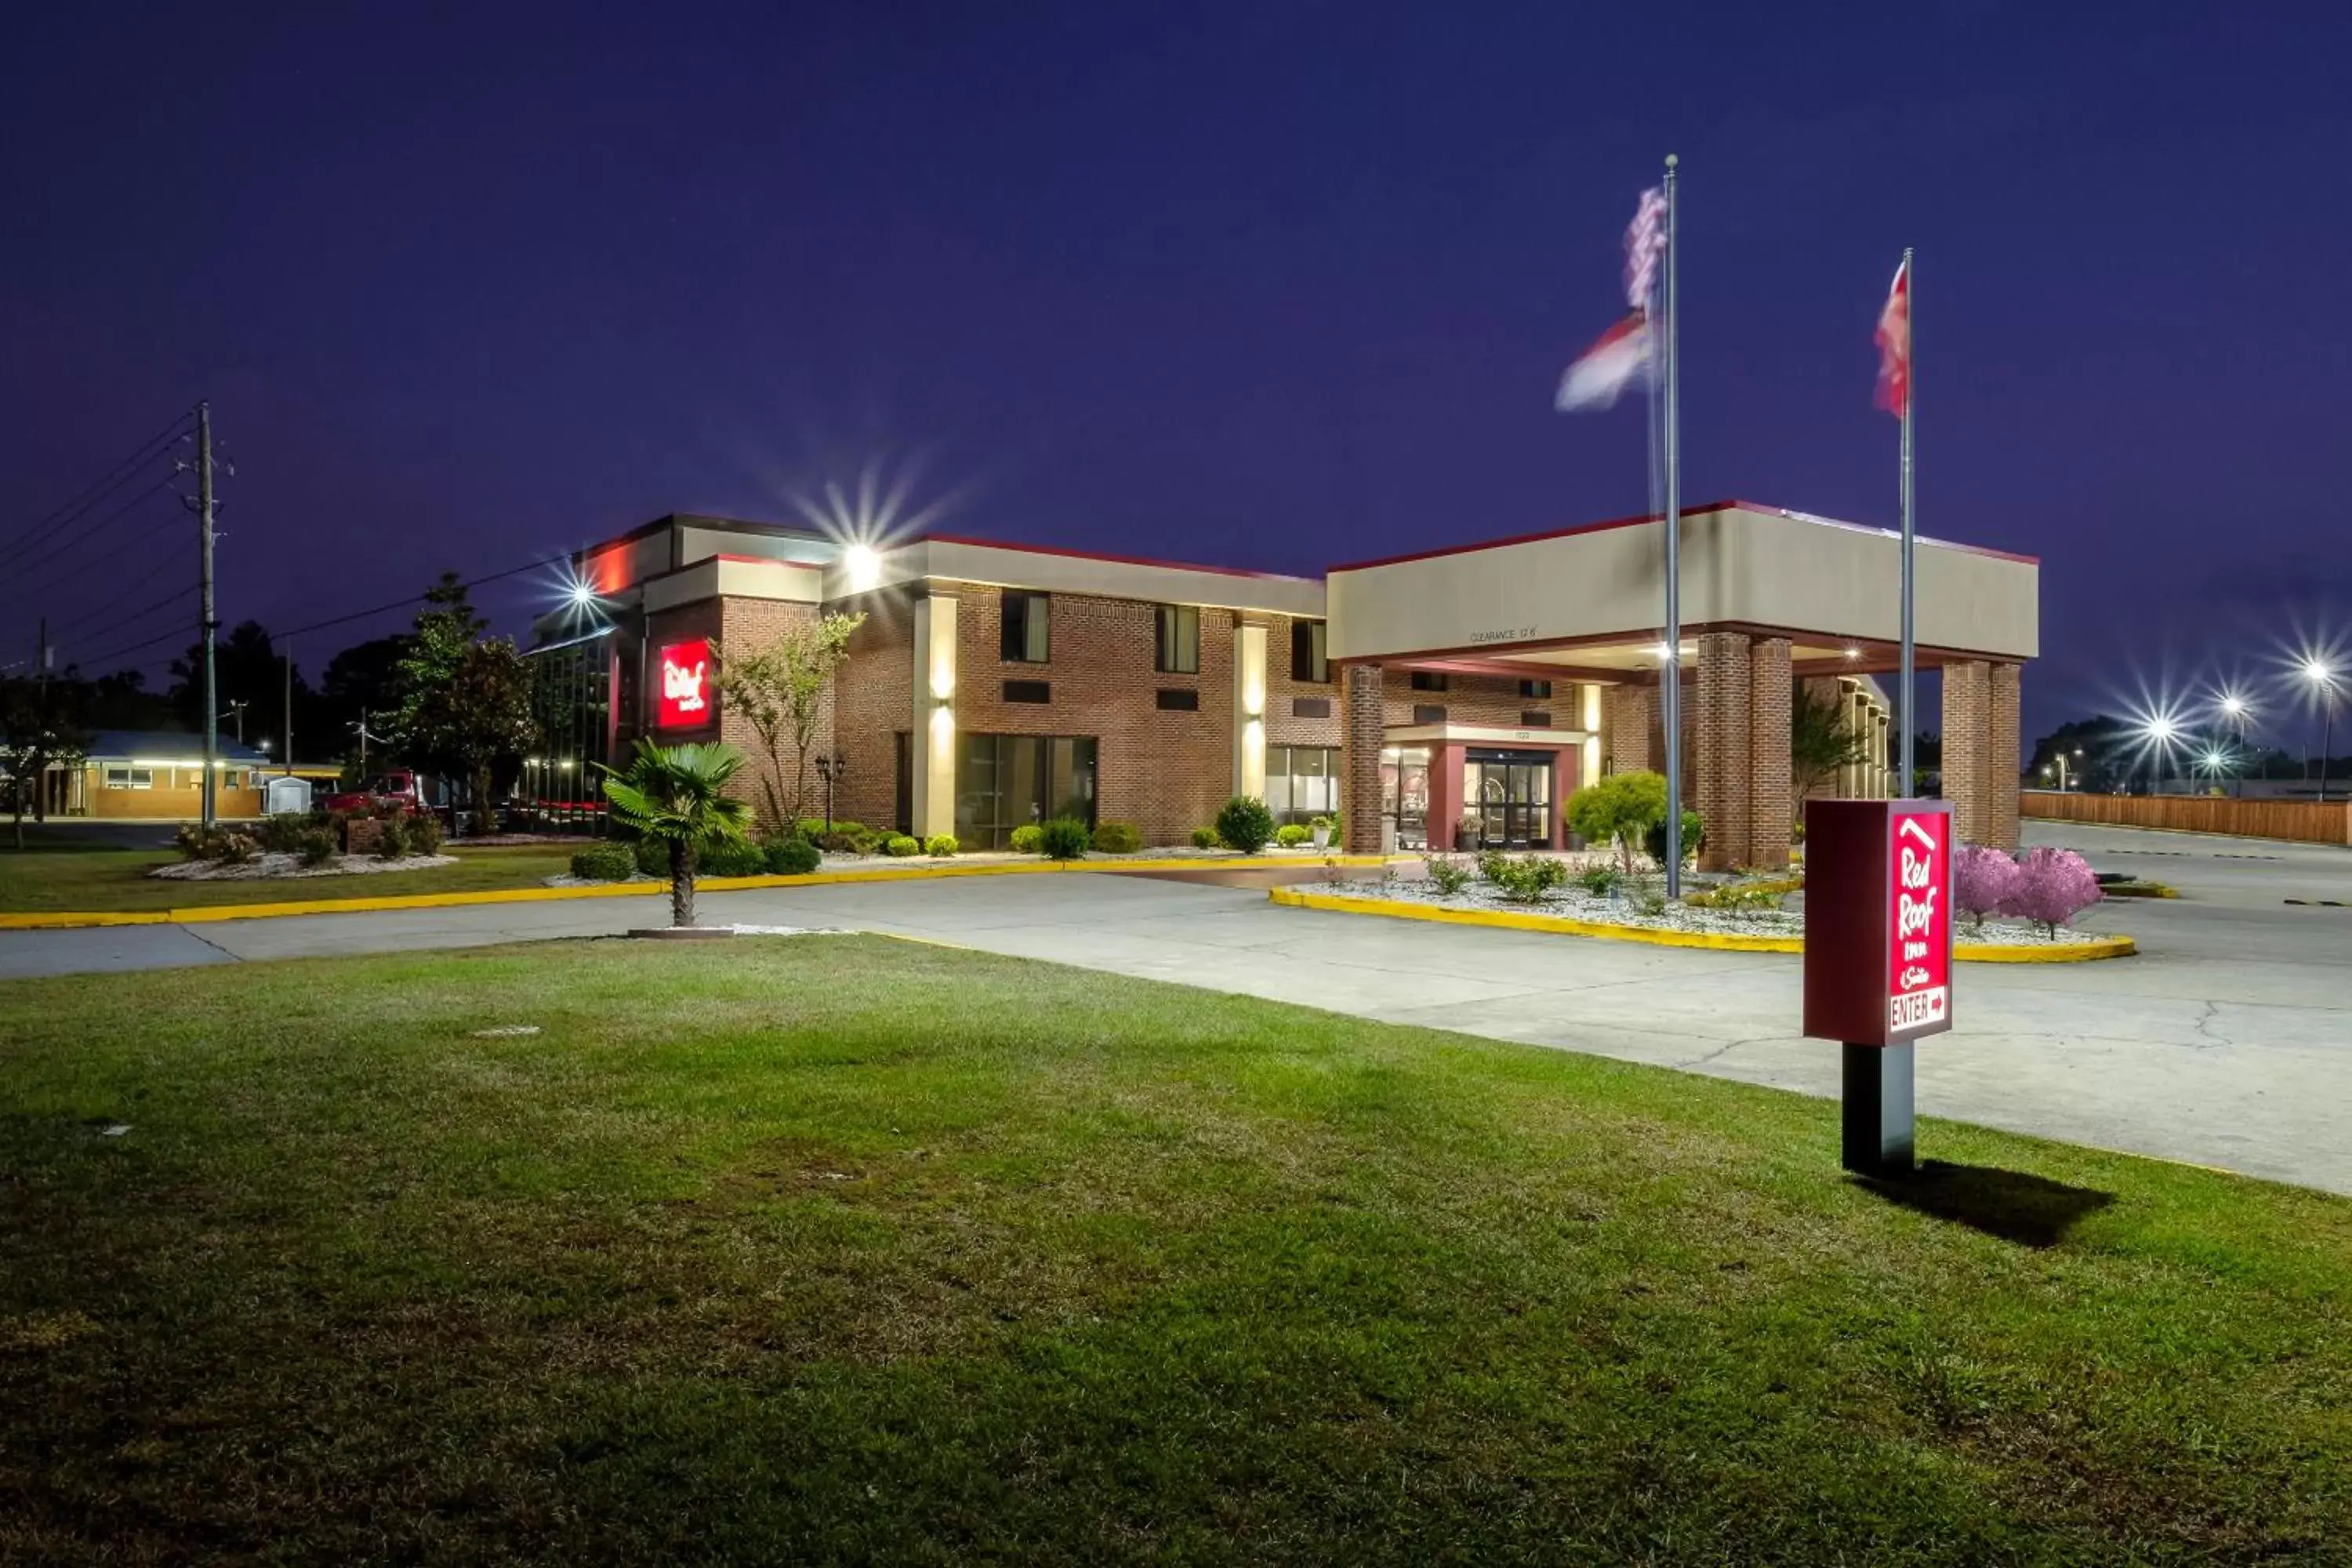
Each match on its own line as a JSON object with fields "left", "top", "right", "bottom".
{"left": 655, "top": 638, "right": 713, "bottom": 730}
{"left": 1803, "top": 799, "right": 1954, "bottom": 1175}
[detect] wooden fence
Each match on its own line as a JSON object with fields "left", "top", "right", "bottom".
{"left": 2021, "top": 789, "right": 2352, "bottom": 846}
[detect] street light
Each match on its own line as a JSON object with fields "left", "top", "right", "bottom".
{"left": 2302, "top": 657, "right": 2341, "bottom": 803}
{"left": 814, "top": 750, "right": 848, "bottom": 832}
{"left": 2138, "top": 713, "right": 2182, "bottom": 796}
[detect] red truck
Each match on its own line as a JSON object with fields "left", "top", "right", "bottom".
{"left": 321, "top": 771, "right": 426, "bottom": 817}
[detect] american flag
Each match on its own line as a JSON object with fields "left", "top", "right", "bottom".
{"left": 1875, "top": 257, "right": 1911, "bottom": 416}
{"left": 1623, "top": 187, "right": 1668, "bottom": 310}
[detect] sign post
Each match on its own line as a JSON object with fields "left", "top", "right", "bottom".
{"left": 1802, "top": 799, "right": 1954, "bottom": 1177}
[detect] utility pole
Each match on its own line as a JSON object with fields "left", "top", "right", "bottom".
{"left": 194, "top": 401, "right": 220, "bottom": 827}
{"left": 283, "top": 640, "right": 293, "bottom": 780}
{"left": 35, "top": 616, "right": 48, "bottom": 694}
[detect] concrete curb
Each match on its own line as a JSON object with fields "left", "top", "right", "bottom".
{"left": 0, "top": 855, "right": 1394, "bottom": 932}
{"left": 1267, "top": 887, "right": 2137, "bottom": 962}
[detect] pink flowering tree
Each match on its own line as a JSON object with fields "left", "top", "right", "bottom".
{"left": 2001, "top": 845, "right": 2103, "bottom": 937}
{"left": 1952, "top": 844, "right": 2023, "bottom": 931}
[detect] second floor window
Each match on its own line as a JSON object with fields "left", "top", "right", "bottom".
{"left": 1291, "top": 619, "right": 1328, "bottom": 683}
{"left": 1001, "top": 591, "right": 1050, "bottom": 662}
{"left": 1410, "top": 670, "right": 1448, "bottom": 692}
{"left": 1519, "top": 679, "right": 1553, "bottom": 699}
{"left": 1155, "top": 604, "right": 1200, "bottom": 674}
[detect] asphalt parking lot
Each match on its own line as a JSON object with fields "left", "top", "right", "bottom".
{"left": 4, "top": 821, "right": 2349, "bottom": 1193}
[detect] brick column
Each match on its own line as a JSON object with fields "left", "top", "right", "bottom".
{"left": 1942, "top": 659, "right": 1991, "bottom": 847}
{"left": 1987, "top": 661, "right": 2022, "bottom": 852}
{"left": 1695, "top": 632, "right": 1751, "bottom": 872}
{"left": 1606, "top": 680, "right": 1657, "bottom": 774}
{"left": 1341, "top": 662, "right": 1385, "bottom": 854}
{"left": 1748, "top": 637, "right": 1793, "bottom": 870}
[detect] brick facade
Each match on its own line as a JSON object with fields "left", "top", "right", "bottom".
{"left": 1695, "top": 633, "right": 1751, "bottom": 873}
{"left": 1941, "top": 659, "right": 1992, "bottom": 848}
{"left": 1261, "top": 613, "right": 1343, "bottom": 750}
{"left": 1606, "top": 680, "right": 1657, "bottom": 774}
{"left": 1746, "top": 637, "right": 1793, "bottom": 870}
{"left": 1987, "top": 661, "right": 2022, "bottom": 852}
{"left": 1341, "top": 663, "right": 1386, "bottom": 853}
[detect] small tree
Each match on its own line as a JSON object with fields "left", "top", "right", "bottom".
{"left": 1952, "top": 843, "right": 2022, "bottom": 931}
{"left": 713, "top": 612, "right": 866, "bottom": 830}
{"left": 600, "top": 740, "right": 754, "bottom": 927}
{"left": 1791, "top": 688, "right": 1868, "bottom": 818}
{"left": 0, "top": 677, "right": 89, "bottom": 851}
{"left": 405, "top": 637, "right": 538, "bottom": 836}
{"left": 2002, "top": 846, "right": 2102, "bottom": 938}
{"left": 1566, "top": 770, "right": 1669, "bottom": 877}
{"left": 1215, "top": 795, "right": 1276, "bottom": 855}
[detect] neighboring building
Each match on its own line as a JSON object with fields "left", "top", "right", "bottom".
{"left": 545, "top": 500, "right": 2038, "bottom": 858}
{"left": 53, "top": 731, "right": 273, "bottom": 819}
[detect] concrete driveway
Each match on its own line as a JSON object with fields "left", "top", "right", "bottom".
{"left": 3, "top": 822, "right": 2349, "bottom": 1195}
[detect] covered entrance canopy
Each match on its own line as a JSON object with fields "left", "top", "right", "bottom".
{"left": 1326, "top": 501, "right": 2039, "bottom": 865}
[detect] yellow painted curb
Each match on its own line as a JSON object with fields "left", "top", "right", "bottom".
{"left": 1268, "top": 887, "right": 2136, "bottom": 962}
{"left": 0, "top": 854, "right": 1394, "bottom": 931}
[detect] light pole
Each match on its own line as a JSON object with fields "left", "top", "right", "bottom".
{"left": 2302, "top": 659, "right": 2339, "bottom": 804}
{"left": 220, "top": 700, "right": 248, "bottom": 745}
{"left": 815, "top": 750, "right": 847, "bottom": 833}
{"left": 2216, "top": 691, "right": 2252, "bottom": 797}
{"left": 2139, "top": 716, "right": 2180, "bottom": 796}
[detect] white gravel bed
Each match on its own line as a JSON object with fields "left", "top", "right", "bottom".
{"left": 544, "top": 844, "right": 1310, "bottom": 887}
{"left": 1326, "top": 877, "right": 2108, "bottom": 947}
{"left": 151, "top": 852, "right": 459, "bottom": 882}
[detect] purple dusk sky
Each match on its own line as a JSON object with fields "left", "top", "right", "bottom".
{"left": 4, "top": 3, "right": 2349, "bottom": 746}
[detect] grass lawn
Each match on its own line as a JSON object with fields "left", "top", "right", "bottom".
{"left": 0, "top": 844, "right": 579, "bottom": 913}
{"left": 1, "top": 938, "right": 2347, "bottom": 1563}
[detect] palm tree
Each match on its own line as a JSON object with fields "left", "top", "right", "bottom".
{"left": 599, "top": 740, "right": 753, "bottom": 927}
{"left": 1791, "top": 688, "right": 1869, "bottom": 820}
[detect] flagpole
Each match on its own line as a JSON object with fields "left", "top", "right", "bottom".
{"left": 1661, "top": 153, "right": 1682, "bottom": 898}
{"left": 1897, "top": 245, "right": 1915, "bottom": 799}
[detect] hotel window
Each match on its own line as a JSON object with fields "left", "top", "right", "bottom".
{"left": 1000, "top": 591, "right": 1050, "bottom": 663}
{"left": 1002, "top": 679, "right": 1051, "bottom": 705}
{"left": 1290, "top": 619, "right": 1328, "bottom": 684}
{"left": 1410, "top": 670, "right": 1448, "bottom": 691}
{"left": 103, "top": 766, "right": 153, "bottom": 790}
{"left": 1265, "top": 745, "right": 1341, "bottom": 826}
{"left": 1154, "top": 604, "right": 1200, "bottom": 674}
{"left": 1519, "top": 679, "right": 1553, "bottom": 699}
{"left": 955, "top": 733, "right": 1098, "bottom": 850}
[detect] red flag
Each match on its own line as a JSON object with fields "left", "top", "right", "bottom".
{"left": 1555, "top": 311, "right": 1652, "bottom": 412}
{"left": 1875, "top": 258, "right": 1911, "bottom": 416}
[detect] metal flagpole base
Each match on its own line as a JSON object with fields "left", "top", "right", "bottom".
{"left": 1842, "top": 1042, "right": 1915, "bottom": 1177}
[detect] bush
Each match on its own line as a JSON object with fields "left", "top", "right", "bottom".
{"left": 882, "top": 833, "right": 923, "bottom": 858}
{"left": 1479, "top": 851, "right": 1566, "bottom": 904}
{"left": 1009, "top": 824, "right": 1046, "bottom": 855}
{"left": 295, "top": 826, "right": 339, "bottom": 866}
{"left": 570, "top": 842, "right": 638, "bottom": 881}
{"left": 256, "top": 813, "right": 332, "bottom": 855}
{"left": 1214, "top": 796, "right": 1277, "bottom": 855}
{"left": 1567, "top": 771, "right": 1669, "bottom": 872}
{"left": 372, "top": 817, "right": 409, "bottom": 859}
{"left": 1039, "top": 818, "right": 1091, "bottom": 861}
{"left": 633, "top": 836, "right": 670, "bottom": 879}
{"left": 1573, "top": 862, "right": 1622, "bottom": 896}
{"left": 796, "top": 817, "right": 864, "bottom": 844}
{"left": 1642, "top": 808, "right": 1704, "bottom": 872}
{"left": 1091, "top": 820, "right": 1142, "bottom": 855}
{"left": 1191, "top": 825, "right": 1222, "bottom": 850}
{"left": 815, "top": 827, "right": 878, "bottom": 855}
{"left": 1711, "top": 884, "right": 1783, "bottom": 920}
{"left": 699, "top": 839, "right": 769, "bottom": 877}
{"left": 2002, "top": 845, "right": 2102, "bottom": 937}
{"left": 1953, "top": 843, "right": 2022, "bottom": 931}
{"left": 175, "top": 824, "right": 232, "bottom": 862}
{"left": 1423, "top": 852, "right": 1473, "bottom": 898}
{"left": 1273, "top": 823, "right": 1312, "bottom": 848}
{"left": 924, "top": 834, "right": 959, "bottom": 858}
{"left": 764, "top": 837, "right": 822, "bottom": 875}
{"left": 406, "top": 814, "right": 445, "bottom": 856}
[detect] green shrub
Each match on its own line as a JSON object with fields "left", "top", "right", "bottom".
{"left": 1009, "top": 824, "right": 1045, "bottom": 855}
{"left": 1191, "top": 825, "right": 1221, "bottom": 850}
{"left": 700, "top": 838, "right": 770, "bottom": 877}
{"left": 256, "top": 813, "right": 330, "bottom": 855}
{"left": 796, "top": 817, "right": 864, "bottom": 844}
{"left": 373, "top": 817, "right": 410, "bottom": 859}
{"left": 1273, "top": 823, "right": 1312, "bottom": 848}
{"left": 1573, "top": 862, "right": 1623, "bottom": 897}
{"left": 1214, "top": 796, "right": 1276, "bottom": 855}
{"left": 1040, "top": 818, "right": 1091, "bottom": 860}
{"left": 1423, "top": 853, "right": 1472, "bottom": 898}
{"left": 1091, "top": 820, "right": 1142, "bottom": 855}
{"left": 924, "top": 834, "right": 960, "bottom": 858}
{"left": 295, "top": 826, "right": 338, "bottom": 866}
{"left": 882, "top": 833, "right": 923, "bottom": 858}
{"left": 174, "top": 824, "right": 226, "bottom": 862}
{"left": 1479, "top": 851, "right": 1566, "bottom": 904}
{"left": 633, "top": 836, "right": 669, "bottom": 878}
{"left": 764, "top": 837, "right": 822, "bottom": 875}
{"left": 1642, "top": 808, "right": 1705, "bottom": 872}
{"left": 407, "top": 814, "right": 445, "bottom": 855}
{"left": 570, "top": 842, "right": 638, "bottom": 881}
{"left": 1566, "top": 771, "right": 1670, "bottom": 873}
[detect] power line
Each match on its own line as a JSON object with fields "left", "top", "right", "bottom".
{"left": 0, "top": 412, "right": 191, "bottom": 565}
{"left": 71, "top": 617, "right": 201, "bottom": 673}
{"left": 2, "top": 474, "right": 180, "bottom": 601}
{"left": 272, "top": 554, "right": 563, "bottom": 642}
{"left": 65, "top": 583, "right": 198, "bottom": 652}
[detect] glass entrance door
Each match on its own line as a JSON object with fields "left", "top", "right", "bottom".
{"left": 1381, "top": 746, "right": 1429, "bottom": 849}
{"left": 1465, "top": 752, "right": 1552, "bottom": 849}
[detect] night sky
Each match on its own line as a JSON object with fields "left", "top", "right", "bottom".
{"left": 5, "top": 3, "right": 2349, "bottom": 746}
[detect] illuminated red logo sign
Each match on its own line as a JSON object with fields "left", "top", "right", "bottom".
{"left": 656, "top": 638, "right": 713, "bottom": 729}
{"left": 1887, "top": 808, "right": 1951, "bottom": 1036}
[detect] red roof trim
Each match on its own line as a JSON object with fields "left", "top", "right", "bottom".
{"left": 1327, "top": 499, "right": 2038, "bottom": 572}
{"left": 911, "top": 533, "right": 1315, "bottom": 584}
